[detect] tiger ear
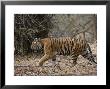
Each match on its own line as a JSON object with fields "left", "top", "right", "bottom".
{"left": 38, "top": 38, "right": 41, "bottom": 41}
{"left": 34, "top": 38, "right": 41, "bottom": 41}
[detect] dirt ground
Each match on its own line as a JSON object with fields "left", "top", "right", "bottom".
{"left": 14, "top": 41, "right": 97, "bottom": 76}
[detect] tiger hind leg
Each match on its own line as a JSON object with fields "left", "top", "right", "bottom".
{"left": 81, "top": 44, "right": 97, "bottom": 64}
{"left": 71, "top": 54, "right": 78, "bottom": 67}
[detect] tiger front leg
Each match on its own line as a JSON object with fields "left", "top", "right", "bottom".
{"left": 39, "top": 54, "right": 55, "bottom": 66}
{"left": 39, "top": 54, "right": 50, "bottom": 66}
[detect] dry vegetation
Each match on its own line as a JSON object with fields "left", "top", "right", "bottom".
{"left": 14, "top": 41, "right": 97, "bottom": 76}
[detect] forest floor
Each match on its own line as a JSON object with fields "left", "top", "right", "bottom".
{"left": 14, "top": 41, "right": 97, "bottom": 76}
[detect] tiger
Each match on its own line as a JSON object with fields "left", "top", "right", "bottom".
{"left": 31, "top": 33, "right": 97, "bottom": 66}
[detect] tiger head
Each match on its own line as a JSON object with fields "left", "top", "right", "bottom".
{"left": 31, "top": 38, "right": 43, "bottom": 52}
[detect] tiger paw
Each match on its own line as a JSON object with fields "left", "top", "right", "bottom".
{"left": 39, "top": 62, "right": 43, "bottom": 66}
{"left": 72, "top": 61, "right": 77, "bottom": 67}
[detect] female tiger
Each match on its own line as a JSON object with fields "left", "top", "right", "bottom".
{"left": 31, "top": 33, "right": 97, "bottom": 66}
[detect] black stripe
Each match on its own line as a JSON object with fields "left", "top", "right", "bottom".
{"left": 50, "top": 38, "right": 53, "bottom": 52}
{"left": 59, "top": 38, "right": 61, "bottom": 54}
{"left": 75, "top": 40, "right": 79, "bottom": 53}
{"left": 57, "top": 38, "right": 60, "bottom": 53}
{"left": 62, "top": 39, "right": 65, "bottom": 55}
{"left": 56, "top": 38, "right": 58, "bottom": 52}
{"left": 64, "top": 43, "right": 67, "bottom": 55}
{"left": 66, "top": 38, "right": 68, "bottom": 54}
{"left": 71, "top": 53, "right": 78, "bottom": 59}
{"left": 67, "top": 39, "right": 70, "bottom": 55}
{"left": 71, "top": 40, "right": 74, "bottom": 51}
{"left": 61, "top": 39, "right": 65, "bottom": 55}
{"left": 81, "top": 40, "right": 84, "bottom": 51}
{"left": 69, "top": 39, "right": 72, "bottom": 53}
{"left": 54, "top": 38, "right": 56, "bottom": 44}
{"left": 59, "top": 38, "right": 62, "bottom": 55}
